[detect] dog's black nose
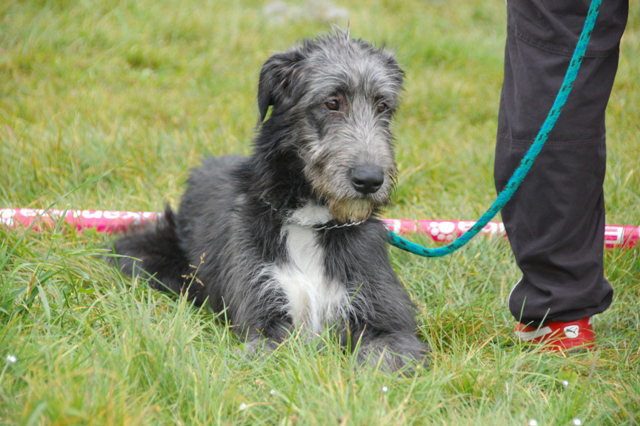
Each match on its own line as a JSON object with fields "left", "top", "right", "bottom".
{"left": 350, "top": 166, "right": 384, "bottom": 195}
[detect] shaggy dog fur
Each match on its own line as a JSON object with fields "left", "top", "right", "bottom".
{"left": 111, "top": 30, "right": 429, "bottom": 371}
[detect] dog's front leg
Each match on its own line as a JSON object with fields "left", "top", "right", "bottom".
{"left": 355, "top": 331, "right": 430, "bottom": 373}
{"left": 238, "top": 312, "right": 293, "bottom": 359}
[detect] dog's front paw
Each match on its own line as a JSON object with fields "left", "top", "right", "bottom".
{"left": 356, "top": 333, "right": 430, "bottom": 374}
{"left": 238, "top": 337, "right": 279, "bottom": 362}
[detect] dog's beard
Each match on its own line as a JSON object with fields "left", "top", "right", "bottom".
{"left": 328, "top": 198, "right": 375, "bottom": 223}
{"left": 305, "top": 164, "right": 392, "bottom": 223}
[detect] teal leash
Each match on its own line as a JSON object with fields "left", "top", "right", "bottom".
{"left": 387, "top": 0, "right": 602, "bottom": 257}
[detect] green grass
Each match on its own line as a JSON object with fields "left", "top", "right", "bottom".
{"left": 1, "top": 0, "right": 639, "bottom": 424}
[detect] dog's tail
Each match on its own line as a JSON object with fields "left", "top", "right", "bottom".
{"left": 109, "top": 205, "right": 206, "bottom": 306}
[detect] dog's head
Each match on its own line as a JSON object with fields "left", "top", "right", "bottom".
{"left": 257, "top": 29, "right": 403, "bottom": 223}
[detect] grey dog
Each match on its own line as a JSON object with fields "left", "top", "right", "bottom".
{"left": 111, "top": 30, "right": 429, "bottom": 371}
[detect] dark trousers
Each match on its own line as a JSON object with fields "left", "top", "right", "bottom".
{"left": 494, "top": 0, "right": 628, "bottom": 325}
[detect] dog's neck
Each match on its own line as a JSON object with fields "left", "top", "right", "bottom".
{"left": 246, "top": 143, "right": 367, "bottom": 230}
{"left": 261, "top": 198, "right": 367, "bottom": 230}
{"left": 247, "top": 133, "right": 371, "bottom": 230}
{"left": 247, "top": 140, "right": 312, "bottom": 204}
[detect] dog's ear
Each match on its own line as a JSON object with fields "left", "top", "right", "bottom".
{"left": 257, "top": 48, "right": 306, "bottom": 123}
{"left": 385, "top": 54, "right": 405, "bottom": 88}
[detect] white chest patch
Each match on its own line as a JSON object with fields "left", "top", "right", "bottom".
{"left": 271, "top": 205, "right": 349, "bottom": 334}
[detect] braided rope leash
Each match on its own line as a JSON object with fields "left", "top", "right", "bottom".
{"left": 387, "top": 0, "right": 602, "bottom": 257}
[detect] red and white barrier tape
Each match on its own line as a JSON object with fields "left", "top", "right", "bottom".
{"left": 1, "top": 208, "right": 638, "bottom": 250}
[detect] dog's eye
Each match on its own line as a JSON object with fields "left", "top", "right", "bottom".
{"left": 325, "top": 99, "right": 340, "bottom": 111}
{"left": 376, "top": 102, "right": 388, "bottom": 114}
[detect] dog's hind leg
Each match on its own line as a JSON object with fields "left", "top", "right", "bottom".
{"left": 110, "top": 206, "right": 206, "bottom": 305}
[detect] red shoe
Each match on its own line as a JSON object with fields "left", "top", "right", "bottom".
{"left": 514, "top": 317, "right": 595, "bottom": 351}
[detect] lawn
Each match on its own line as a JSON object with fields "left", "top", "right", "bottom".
{"left": 1, "top": 0, "right": 639, "bottom": 424}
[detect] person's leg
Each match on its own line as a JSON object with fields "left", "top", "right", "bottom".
{"left": 494, "top": 0, "right": 628, "bottom": 330}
